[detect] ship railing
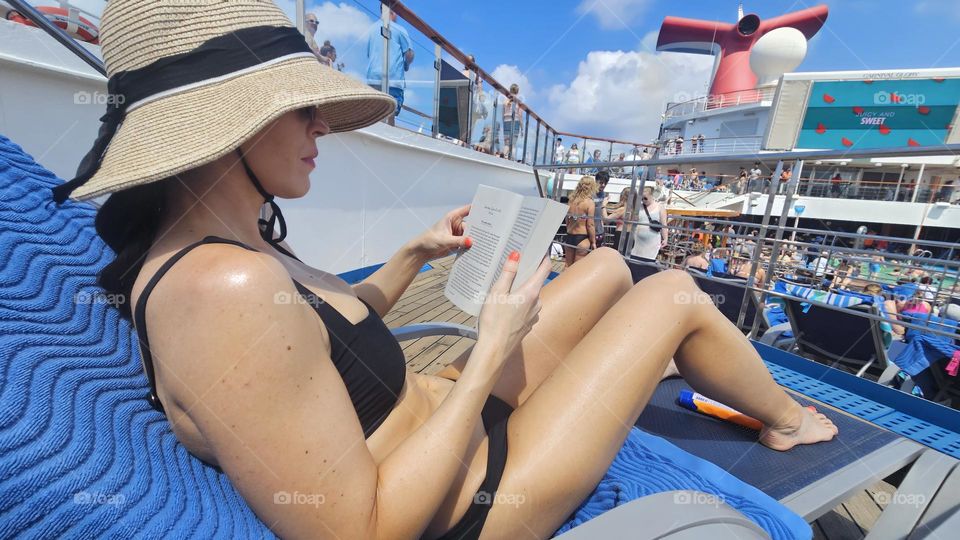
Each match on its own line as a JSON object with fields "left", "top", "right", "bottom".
{"left": 535, "top": 145, "right": 960, "bottom": 351}
{"left": 663, "top": 87, "right": 778, "bottom": 120}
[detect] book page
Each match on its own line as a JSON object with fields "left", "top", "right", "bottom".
{"left": 444, "top": 185, "right": 522, "bottom": 316}
{"left": 491, "top": 196, "right": 567, "bottom": 289}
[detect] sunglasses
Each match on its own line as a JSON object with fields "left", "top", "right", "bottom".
{"left": 307, "top": 19, "right": 318, "bottom": 25}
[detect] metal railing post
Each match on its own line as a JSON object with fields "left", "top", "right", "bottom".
{"left": 748, "top": 160, "right": 803, "bottom": 338}
{"left": 532, "top": 120, "right": 541, "bottom": 165}
{"left": 911, "top": 163, "right": 925, "bottom": 203}
{"left": 736, "top": 159, "right": 784, "bottom": 329}
{"left": 431, "top": 44, "right": 441, "bottom": 137}
{"left": 522, "top": 112, "right": 531, "bottom": 163}
{"left": 619, "top": 163, "right": 643, "bottom": 255}
{"left": 380, "top": 5, "right": 391, "bottom": 94}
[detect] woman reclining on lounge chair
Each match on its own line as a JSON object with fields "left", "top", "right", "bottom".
{"left": 51, "top": 3, "right": 838, "bottom": 539}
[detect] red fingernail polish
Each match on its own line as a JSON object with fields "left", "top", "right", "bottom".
{"left": 464, "top": 237, "right": 473, "bottom": 248}
{"left": 509, "top": 251, "right": 520, "bottom": 262}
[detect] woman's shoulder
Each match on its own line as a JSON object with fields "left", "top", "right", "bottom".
{"left": 135, "top": 240, "right": 299, "bottom": 331}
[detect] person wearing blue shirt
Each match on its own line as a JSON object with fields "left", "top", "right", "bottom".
{"left": 366, "top": 11, "right": 414, "bottom": 124}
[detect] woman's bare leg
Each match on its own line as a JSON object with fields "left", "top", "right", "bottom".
{"left": 480, "top": 269, "right": 837, "bottom": 538}
{"left": 562, "top": 245, "right": 575, "bottom": 268}
{"left": 438, "top": 248, "right": 632, "bottom": 408}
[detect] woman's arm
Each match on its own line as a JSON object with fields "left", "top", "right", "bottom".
{"left": 354, "top": 206, "right": 471, "bottom": 317}
{"left": 159, "top": 249, "right": 546, "bottom": 540}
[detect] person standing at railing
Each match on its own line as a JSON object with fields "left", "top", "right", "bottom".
{"left": 565, "top": 143, "right": 581, "bottom": 172}
{"left": 690, "top": 135, "right": 698, "bottom": 154}
{"left": 502, "top": 84, "right": 523, "bottom": 161}
{"left": 938, "top": 178, "right": 957, "bottom": 204}
{"left": 554, "top": 137, "right": 566, "bottom": 164}
{"left": 778, "top": 165, "right": 792, "bottom": 195}
{"left": 630, "top": 186, "right": 668, "bottom": 263}
{"left": 748, "top": 162, "right": 763, "bottom": 193}
{"left": 366, "top": 10, "right": 414, "bottom": 125}
{"left": 593, "top": 171, "right": 610, "bottom": 248}
{"left": 675, "top": 135, "right": 684, "bottom": 155}
{"left": 585, "top": 149, "right": 603, "bottom": 174}
{"left": 603, "top": 187, "right": 637, "bottom": 252}
{"left": 304, "top": 13, "right": 325, "bottom": 63}
{"left": 697, "top": 134, "right": 705, "bottom": 153}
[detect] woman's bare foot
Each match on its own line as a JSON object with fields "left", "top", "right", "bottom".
{"left": 759, "top": 404, "right": 839, "bottom": 451}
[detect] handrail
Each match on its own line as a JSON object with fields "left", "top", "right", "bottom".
{"left": 384, "top": 0, "right": 556, "bottom": 134}
{"left": 554, "top": 131, "right": 657, "bottom": 149}
{"left": 5, "top": 0, "right": 106, "bottom": 76}
{"left": 534, "top": 144, "right": 960, "bottom": 169}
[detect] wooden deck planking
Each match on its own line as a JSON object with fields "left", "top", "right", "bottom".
{"left": 385, "top": 255, "right": 901, "bottom": 539}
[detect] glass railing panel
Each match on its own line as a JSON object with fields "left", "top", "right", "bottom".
{"left": 303, "top": 0, "right": 383, "bottom": 89}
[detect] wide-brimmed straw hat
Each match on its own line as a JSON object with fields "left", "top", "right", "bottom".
{"left": 56, "top": 0, "right": 395, "bottom": 201}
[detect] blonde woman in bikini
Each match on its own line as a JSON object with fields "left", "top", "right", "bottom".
{"left": 564, "top": 176, "right": 598, "bottom": 267}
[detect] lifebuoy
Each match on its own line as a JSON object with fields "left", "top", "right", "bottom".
{"left": 6, "top": 6, "right": 100, "bottom": 44}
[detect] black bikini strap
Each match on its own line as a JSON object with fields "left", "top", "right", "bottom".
{"left": 134, "top": 236, "right": 256, "bottom": 412}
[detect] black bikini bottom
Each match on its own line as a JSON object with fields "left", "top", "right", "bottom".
{"left": 565, "top": 233, "right": 590, "bottom": 248}
{"left": 432, "top": 395, "right": 513, "bottom": 540}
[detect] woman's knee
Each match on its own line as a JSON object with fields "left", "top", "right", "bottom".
{"left": 584, "top": 247, "right": 632, "bottom": 293}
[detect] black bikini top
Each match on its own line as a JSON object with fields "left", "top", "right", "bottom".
{"left": 133, "top": 236, "right": 407, "bottom": 438}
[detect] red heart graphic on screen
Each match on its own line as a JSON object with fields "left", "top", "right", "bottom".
{"left": 841, "top": 137, "right": 854, "bottom": 147}
{"left": 853, "top": 106, "right": 864, "bottom": 115}
{"left": 863, "top": 79, "right": 873, "bottom": 84}
{"left": 890, "top": 93, "right": 902, "bottom": 103}
{"left": 917, "top": 106, "right": 930, "bottom": 115}
{"left": 816, "top": 123, "right": 827, "bottom": 134}
{"left": 907, "top": 138, "right": 921, "bottom": 147}
{"left": 878, "top": 124, "right": 891, "bottom": 135}
{"left": 933, "top": 78, "right": 945, "bottom": 83}
{"left": 823, "top": 94, "right": 836, "bottom": 103}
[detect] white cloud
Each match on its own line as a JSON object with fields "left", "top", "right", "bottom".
{"left": 491, "top": 64, "right": 535, "bottom": 100}
{"left": 542, "top": 32, "right": 713, "bottom": 143}
{"left": 576, "top": 0, "right": 652, "bottom": 30}
{"left": 915, "top": 0, "right": 960, "bottom": 20}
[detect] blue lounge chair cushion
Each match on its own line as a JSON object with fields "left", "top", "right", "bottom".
{"left": 893, "top": 315, "right": 960, "bottom": 376}
{"left": 784, "top": 284, "right": 864, "bottom": 308}
{"left": 553, "top": 428, "right": 811, "bottom": 540}
{"left": 0, "top": 135, "right": 806, "bottom": 539}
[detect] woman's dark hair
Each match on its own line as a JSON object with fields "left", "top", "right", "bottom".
{"left": 95, "top": 179, "right": 170, "bottom": 320}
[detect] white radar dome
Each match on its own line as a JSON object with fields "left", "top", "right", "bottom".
{"left": 749, "top": 27, "right": 807, "bottom": 87}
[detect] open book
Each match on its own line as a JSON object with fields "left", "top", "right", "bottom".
{"left": 444, "top": 185, "right": 568, "bottom": 317}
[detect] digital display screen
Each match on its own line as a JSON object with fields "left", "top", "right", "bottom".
{"left": 795, "top": 78, "right": 960, "bottom": 150}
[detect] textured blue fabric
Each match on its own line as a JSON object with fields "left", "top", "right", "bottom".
{"left": 894, "top": 316, "right": 959, "bottom": 376}
{"left": 1, "top": 134, "right": 806, "bottom": 539}
{"left": 553, "top": 428, "right": 811, "bottom": 540}
{"left": 0, "top": 135, "right": 275, "bottom": 539}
